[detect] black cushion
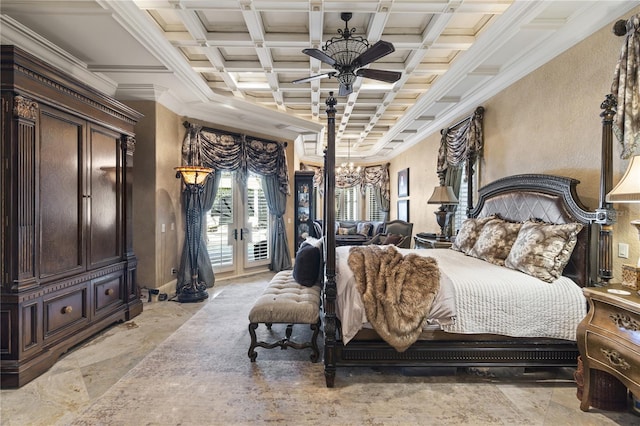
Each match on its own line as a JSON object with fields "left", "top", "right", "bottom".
{"left": 293, "top": 243, "right": 321, "bottom": 287}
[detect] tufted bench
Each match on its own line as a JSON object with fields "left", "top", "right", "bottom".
{"left": 248, "top": 270, "right": 322, "bottom": 362}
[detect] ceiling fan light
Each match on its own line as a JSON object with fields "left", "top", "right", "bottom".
{"left": 324, "top": 39, "right": 368, "bottom": 67}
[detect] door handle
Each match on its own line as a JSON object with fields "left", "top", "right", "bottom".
{"left": 240, "top": 228, "right": 244, "bottom": 240}
{"left": 233, "top": 229, "right": 238, "bottom": 240}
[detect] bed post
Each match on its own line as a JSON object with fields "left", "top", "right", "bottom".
{"left": 323, "top": 92, "right": 337, "bottom": 388}
{"left": 594, "top": 94, "right": 617, "bottom": 285}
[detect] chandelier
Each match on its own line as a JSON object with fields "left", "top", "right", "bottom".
{"left": 336, "top": 139, "right": 361, "bottom": 186}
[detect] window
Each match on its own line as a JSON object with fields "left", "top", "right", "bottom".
{"left": 454, "top": 161, "right": 469, "bottom": 232}
{"left": 335, "top": 186, "right": 359, "bottom": 221}
{"left": 366, "top": 186, "right": 383, "bottom": 221}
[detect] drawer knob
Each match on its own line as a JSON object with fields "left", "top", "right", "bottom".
{"left": 609, "top": 313, "right": 640, "bottom": 331}
{"left": 105, "top": 288, "right": 114, "bottom": 296}
{"left": 61, "top": 306, "right": 73, "bottom": 314}
{"left": 601, "top": 348, "right": 631, "bottom": 370}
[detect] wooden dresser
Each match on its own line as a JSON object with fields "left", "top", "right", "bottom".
{"left": 1, "top": 46, "right": 143, "bottom": 387}
{"left": 577, "top": 285, "right": 640, "bottom": 411}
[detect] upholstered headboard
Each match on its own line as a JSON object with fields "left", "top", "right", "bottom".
{"left": 469, "top": 174, "right": 596, "bottom": 287}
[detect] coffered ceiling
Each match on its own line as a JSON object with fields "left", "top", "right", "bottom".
{"left": 1, "top": 1, "right": 638, "bottom": 164}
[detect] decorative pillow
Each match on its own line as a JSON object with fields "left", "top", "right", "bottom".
{"left": 337, "top": 226, "right": 357, "bottom": 235}
{"left": 452, "top": 215, "right": 497, "bottom": 254}
{"left": 293, "top": 242, "right": 321, "bottom": 287}
{"left": 505, "top": 220, "right": 584, "bottom": 282}
{"left": 469, "top": 218, "right": 522, "bottom": 266}
{"left": 357, "top": 222, "right": 373, "bottom": 237}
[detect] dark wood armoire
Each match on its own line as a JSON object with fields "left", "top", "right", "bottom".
{"left": 1, "top": 46, "right": 143, "bottom": 388}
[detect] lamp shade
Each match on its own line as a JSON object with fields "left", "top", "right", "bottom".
{"left": 427, "top": 185, "right": 459, "bottom": 204}
{"left": 175, "top": 166, "right": 213, "bottom": 186}
{"left": 606, "top": 155, "right": 640, "bottom": 203}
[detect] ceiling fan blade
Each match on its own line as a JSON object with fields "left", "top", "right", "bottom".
{"left": 338, "top": 83, "right": 353, "bottom": 97}
{"left": 292, "top": 72, "right": 335, "bottom": 84}
{"left": 302, "top": 48, "right": 336, "bottom": 66}
{"left": 356, "top": 68, "right": 401, "bottom": 83}
{"left": 353, "top": 40, "right": 395, "bottom": 67}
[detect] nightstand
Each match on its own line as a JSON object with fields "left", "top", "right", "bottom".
{"left": 577, "top": 284, "right": 640, "bottom": 412}
{"left": 413, "top": 235, "right": 452, "bottom": 249}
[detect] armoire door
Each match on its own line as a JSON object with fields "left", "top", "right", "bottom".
{"left": 88, "top": 124, "right": 122, "bottom": 269}
{"left": 39, "top": 106, "right": 85, "bottom": 280}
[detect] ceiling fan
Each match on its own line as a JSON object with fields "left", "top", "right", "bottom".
{"left": 293, "top": 12, "right": 401, "bottom": 96}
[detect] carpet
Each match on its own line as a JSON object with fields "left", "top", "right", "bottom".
{"left": 69, "top": 277, "right": 631, "bottom": 426}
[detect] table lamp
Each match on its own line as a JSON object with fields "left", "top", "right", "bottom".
{"left": 427, "top": 185, "right": 459, "bottom": 241}
{"left": 606, "top": 155, "right": 640, "bottom": 289}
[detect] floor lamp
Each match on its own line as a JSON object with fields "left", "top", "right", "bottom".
{"left": 427, "top": 185, "right": 459, "bottom": 241}
{"left": 606, "top": 155, "right": 640, "bottom": 290}
{"left": 175, "top": 165, "right": 213, "bottom": 302}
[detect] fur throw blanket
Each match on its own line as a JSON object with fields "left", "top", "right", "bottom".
{"left": 347, "top": 245, "right": 440, "bottom": 352}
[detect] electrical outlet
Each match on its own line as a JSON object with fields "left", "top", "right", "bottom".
{"left": 618, "top": 243, "right": 629, "bottom": 259}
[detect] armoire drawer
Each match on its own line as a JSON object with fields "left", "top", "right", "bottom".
{"left": 44, "top": 287, "right": 88, "bottom": 338}
{"left": 93, "top": 272, "right": 124, "bottom": 316}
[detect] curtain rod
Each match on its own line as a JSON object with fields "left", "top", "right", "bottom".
{"left": 182, "top": 120, "right": 287, "bottom": 147}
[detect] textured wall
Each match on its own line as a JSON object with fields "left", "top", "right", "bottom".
{"left": 392, "top": 7, "right": 640, "bottom": 280}
{"left": 127, "top": 101, "right": 182, "bottom": 290}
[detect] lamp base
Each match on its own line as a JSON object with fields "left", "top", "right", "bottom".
{"left": 177, "top": 281, "right": 209, "bottom": 303}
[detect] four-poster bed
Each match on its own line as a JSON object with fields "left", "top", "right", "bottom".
{"left": 320, "top": 93, "right": 617, "bottom": 388}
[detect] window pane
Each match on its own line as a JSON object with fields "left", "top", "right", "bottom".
{"left": 246, "top": 173, "right": 269, "bottom": 262}
{"left": 207, "top": 171, "right": 233, "bottom": 267}
{"left": 366, "top": 186, "right": 383, "bottom": 221}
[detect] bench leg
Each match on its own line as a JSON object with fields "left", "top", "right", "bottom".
{"left": 248, "top": 321, "right": 321, "bottom": 362}
{"left": 248, "top": 323, "right": 259, "bottom": 362}
{"left": 309, "top": 320, "right": 320, "bottom": 363}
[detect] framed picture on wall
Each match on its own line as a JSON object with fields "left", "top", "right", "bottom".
{"left": 398, "top": 168, "right": 409, "bottom": 197}
{"left": 398, "top": 200, "right": 409, "bottom": 222}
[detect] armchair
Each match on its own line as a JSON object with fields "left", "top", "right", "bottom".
{"left": 364, "top": 220, "right": 414, "bottom": 248}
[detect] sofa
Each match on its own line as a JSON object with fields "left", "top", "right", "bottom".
{"left": 312, "top": 220, "right": 384, "bottom": 246}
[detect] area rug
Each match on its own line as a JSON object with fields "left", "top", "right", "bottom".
{"left": 69, "top": 278, "right": 629, "bottom": 425}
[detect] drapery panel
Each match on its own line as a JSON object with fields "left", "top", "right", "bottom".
{"left": 178, "top": 171, "right": 220, "bottom": 288}
{"left": 262, "top": 175, "right": 292, "bottom": 271}
{"left": 612, "top": 13, "right": 640, "bottom": 159}
{"left": 179, "top": 122, "right": 291, "bottom": 274}
{"left": 436, "top": 107, "right": 484, "bottom": 233}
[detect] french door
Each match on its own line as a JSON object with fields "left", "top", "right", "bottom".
{"left": 206, "top": 171, "right": 271, "bottom": 277}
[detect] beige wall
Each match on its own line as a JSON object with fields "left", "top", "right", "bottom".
{"left": 127, "top": 101, "right": 182, "bottom": 291}
{"left": 391, "top": 6, "right": 640, "bottom": 281}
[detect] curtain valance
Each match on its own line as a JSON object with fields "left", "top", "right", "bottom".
{"left": 301, "top": 162, "right": 390, "bottom": 201}
{"left": 182, "top": 122, "right": 290, "bottom": 195}
{"left": 436, "top": 106, "right": 484, "bottom": 180}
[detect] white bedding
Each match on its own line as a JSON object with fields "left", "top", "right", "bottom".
{"left": 335, "top": 246, "right": 587, "bottom": 344}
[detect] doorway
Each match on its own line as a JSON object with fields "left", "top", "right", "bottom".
{"left": 206, "top": 171, "right": 271, "bottom": 277}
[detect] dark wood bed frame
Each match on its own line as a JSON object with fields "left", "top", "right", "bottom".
{"left": 321, "top": 93, "right": 618, "bottom": 388}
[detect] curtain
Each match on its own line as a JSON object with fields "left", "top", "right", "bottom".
{"left": 301, "top": 163, "right": 390, "bottom": 201}
{"left": 301, "top": 162, "right": 390, "bottom": 221}
{"left": 262, "top": 174, "right": 292, "bottom": 271}
{"left": 179, "top": 122, "right": 291, "bottom": 274}
{"left": 178, "top": 171, "right": 220, "bottom": 288}
{"left": 436, "top": 106, "right": 484, "bottom": 228}
{"left": 612, "top": 13, "right": 640, "bottom": 159}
